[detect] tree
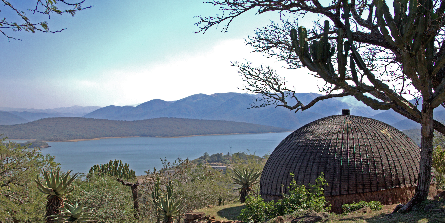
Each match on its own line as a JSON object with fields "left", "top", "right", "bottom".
{"left": 0, "top": 139, "right": 58, "bottom": 222}
{"left": 197, "top": 0, "right": 445, "bottom": 212}
{"left": 1, "top": 0, "right": 91, "bottom": 41}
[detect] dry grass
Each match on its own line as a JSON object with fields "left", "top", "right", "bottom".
{"left": 194, "top": 202, "right": 245, "bottom": 221}
{"left": 194, "top": 199, "right": 445, "bottom": 223}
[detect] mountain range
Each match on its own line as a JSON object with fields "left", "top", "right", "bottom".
{"left": 2, "top": 92, "right": 445, "bottom": 131}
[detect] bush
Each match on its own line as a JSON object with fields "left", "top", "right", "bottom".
{"left": 139, "top": 158, "right": 238, "bottom": 222}
{"left": 342, "top": 200, "right": 383, "bottom": 213}
{"left": 238, "top": 195, "right": 276, "bottom": 223}
{"left": 239, "top": 173, "right": 330, "bottom": 222}
{"left": 433, "top": 145, "right": 445, "bottom": 189}
{"left": 67, "top": 174, "right": 137, "bottom": 222}
{"left": 0, "top": 139, "right": 59, "bottom": 222}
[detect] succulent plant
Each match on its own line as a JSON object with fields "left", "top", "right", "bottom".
{"left": 88, "top": 159, "right": 135, "bottom": 181}
{"left": 51, "top": 202, "right": 95, "bottom": 222}
{"left": 152, "top": 179, "right": 182, "bottom": 223}
{"left": 231, "top": 168, "right": 261, "bottom": 203}
{"left": 35, "top": 169, "right": 78, "bottom": 223}
{"left": 35, "top": 170, "right": 78, "bottom": 198}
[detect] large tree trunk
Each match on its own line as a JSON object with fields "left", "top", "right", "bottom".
{"left": 398, "top": 102, "right": 434, "bottom": 213}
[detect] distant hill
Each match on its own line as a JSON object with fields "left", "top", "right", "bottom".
{"left": 84, "top": 93, "right": 381, "bottom": 130}
{"left": 0, "top": 111, "right": 29, "bottom": 125}
{"left": 402, "top": 129, "right": 421, "bottom": 146}
{"left": 3, "top": 92, "right": 445, "bottom": 135}
{"left": 0, "top": 117, "right": 288, "bottom": 141}
{"left": 0, "top": 106, "right": 100, "bottom": 122}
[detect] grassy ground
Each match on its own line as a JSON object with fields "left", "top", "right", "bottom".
{"left": 194, "top": 203, "right": 245, "bottom": 221}
{"left": 194, "top": 199, "right": 445, "bottom": 222}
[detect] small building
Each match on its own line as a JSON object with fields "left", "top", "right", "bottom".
{"left": 260, "top": 110, "right": 435, "bottom": 213}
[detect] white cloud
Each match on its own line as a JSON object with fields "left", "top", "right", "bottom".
{"left": 68, "top": 38, "right": 323, "bottom": 107}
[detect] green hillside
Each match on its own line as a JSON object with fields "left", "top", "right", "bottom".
{"left": 0, "top": 117, "right": 289, "bottom": 142}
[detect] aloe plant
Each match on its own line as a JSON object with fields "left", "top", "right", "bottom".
{"left": 152, "top": 179, "right": 182, "bottom": 223}
{"left": 51, "top": 202, "right": 95, "bottom": 222}
{"left": 231, "top": 168, "right": 261, "bottom": 203}
{"left": 35, "top": 169, "right": 78, "bottom": 223}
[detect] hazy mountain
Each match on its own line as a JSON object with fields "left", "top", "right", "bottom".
{"left": 392, "top": 119, "right": 421, "bottom": 130}
{"left": 370, "top": 110, "right": 406, "bottom": 125}
{"left": 0, "top": 106, "right": 101, "bottom": 122}
{"left": 84, "top": 92, "right": 380, "bottom": 130}
{"left": 0, "top": 111, "right": 29, "bottom": 125}
{"left": 0, "top": 117, "right": 288, "bottom": 141}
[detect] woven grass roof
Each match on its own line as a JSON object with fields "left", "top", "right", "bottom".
{"left": 260, "top": 114, "right": 420, "bottom": 198}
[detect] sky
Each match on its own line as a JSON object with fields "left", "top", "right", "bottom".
{"left": 1, "top": 1, "right": 323, "bottom": 109}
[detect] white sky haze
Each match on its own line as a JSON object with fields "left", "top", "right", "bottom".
{"left": 1, "top": 1, "right": 321, "bottom": 109}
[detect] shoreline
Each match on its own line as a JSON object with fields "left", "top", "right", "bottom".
{"left": 8, "top": 131, "right": 291, "bottom": 143}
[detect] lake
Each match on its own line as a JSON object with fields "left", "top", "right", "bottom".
{"left": 40, "top": 132, "right": 291, "bottom": 175}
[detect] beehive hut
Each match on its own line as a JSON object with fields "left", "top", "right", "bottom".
{"left": 260, "top": 110, "right": 435, "bottom": 213}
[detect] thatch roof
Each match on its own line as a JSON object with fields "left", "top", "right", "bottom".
{"left": 261, "top": 114, "right": 420, "bottom": 198}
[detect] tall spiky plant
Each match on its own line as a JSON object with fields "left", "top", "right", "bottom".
{"left": 152, "top": 179, "right": 182, "bottom": 223}
{"left": 231, "top": 168, "right": 261, "bottom": 203}
{"left": 51, "top": 201, "right": 95, "bottom": 223}
{"left": 35, "top": 169, "right": 78, "bottom": 223}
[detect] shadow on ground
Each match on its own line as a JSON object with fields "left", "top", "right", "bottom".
{"left": 217, "top": 205, "right": 245, "bottom": 220}
{"left": 337, "top": 200, "right": 445, "bottom": 223}
{"left": 364, "top": 211, "right": 445, "bottom": 223}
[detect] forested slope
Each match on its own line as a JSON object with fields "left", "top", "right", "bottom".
{"left": 0, "top": 117, "right": 288, "bottom": 141}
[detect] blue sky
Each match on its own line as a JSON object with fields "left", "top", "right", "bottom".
{"left": 1, "top": 1, "right": 321, "bottom": 109}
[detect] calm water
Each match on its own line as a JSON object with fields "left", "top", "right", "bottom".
{"left": 40, "top": 132, "right": 290, "bottom": 175}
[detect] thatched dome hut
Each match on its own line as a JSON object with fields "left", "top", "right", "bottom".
{"left": 260, "top": 110, "right": 435, "bottom": 213}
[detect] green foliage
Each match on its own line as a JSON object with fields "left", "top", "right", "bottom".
{"left": 238, "top": 195, "right": 276, "bottom": 223}
{"left": 239, "top": 173, "right": 330, "bottom": 222}
{"left": 342, "top": 200, "right": 383, "bottom": 213}
{"left": 88, "top": 159, "right": 136, "bottom": 181}
{"left": 433, "top": 133, "right": 445, "bottom": 189}
{"left": 67, "top": 174, "right": 137, "bottom": 222}
{"left": 433, "top": 145, "right": 445, "bottom": 174}
{"left": 152, "top": 180, "right": 183, "bottom": 223}
{"left": 231, "top": 168, "right": 261, "bottom": 203}
{"left": 275, "top": 173, "right": 330, "bottom": 214}
{"left": 0, "top": 139, "right": 58, "bottom": 222}
{"left": 433, "top": 145, "right": 445, "bottom": 189}
{"left": 140, "top": 157, "right": 238, "bottom": 222}
{"left": 51, "top": 201, "right": 95, "bottom": 222}
{"left": 193, "top": 152, "right": 231, "bottom": 165}
{"left": 35, "top": 169, "right": 78, "bottom": 198}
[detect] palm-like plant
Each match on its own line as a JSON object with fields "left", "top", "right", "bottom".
{"left": 35, "top": 169, "right": 78, "bottom": 223}
{"left": 51, "top": 202, "right": 95, "bottom": 222}
{"left": 231, "top": 168, "right": 261, "bottom": 203}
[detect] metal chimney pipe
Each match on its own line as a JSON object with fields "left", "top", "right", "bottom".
{"left": 342, "top": 109, "right": 350, "bottom": 115}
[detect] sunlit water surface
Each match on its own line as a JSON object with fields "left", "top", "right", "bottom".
{"left": 40, "top": 132, "right": 291, "bottom": 175}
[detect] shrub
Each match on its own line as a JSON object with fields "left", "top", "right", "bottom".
{"left": 238, "top": 195, "right": 276, "bottom": 223}
{"left": 342, "top": 200, "right": 383, "bottom": 213}
{"left": 0, "top": 139, "right": 58, "bottom": 222}
{"left": 433, "top": 145, "right": 445, "bottom": 189}
{"left": 239, "top": 173, "right": 330, "bottom": 222}
{"left": 67, "top": 174, "right": 137, "bottom": 222}
{"left": 139, "top": 158, "right": 238, "bottom": 222}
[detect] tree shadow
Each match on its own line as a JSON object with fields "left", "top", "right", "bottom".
{"left": 364, "top": 211, "right": 445, "bottom": 223}
{"left": 217, "top": 204, "right": 245, "bottom": 220}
